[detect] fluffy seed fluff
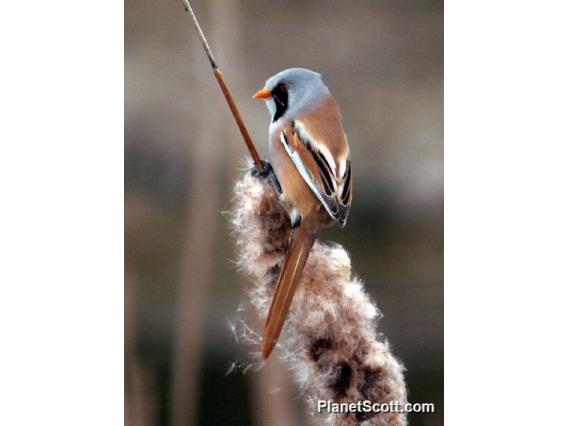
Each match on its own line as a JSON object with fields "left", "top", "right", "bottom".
{"left": 230, "top": 167, "right": 408, "bottom": 426}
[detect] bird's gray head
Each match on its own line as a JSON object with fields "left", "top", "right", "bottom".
{"left": 253, "top": 68, "right": 330, "bottom": 123}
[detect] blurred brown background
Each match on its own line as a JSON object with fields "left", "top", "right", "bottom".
{"left": 125, "top": 1, "right": 443, "bottom": 425}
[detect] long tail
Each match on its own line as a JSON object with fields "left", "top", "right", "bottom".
{"left": 262, "top": 224, "right": 317, "bottom": 360}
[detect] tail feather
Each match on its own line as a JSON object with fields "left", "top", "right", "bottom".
{"left": 262, "top": 224, "right": 317, "bottom": 359}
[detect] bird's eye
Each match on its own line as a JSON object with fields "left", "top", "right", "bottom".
{"left": 279, "top": 83, "right": 288, "bottom": 92}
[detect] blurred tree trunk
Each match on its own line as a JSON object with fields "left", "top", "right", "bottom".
{"left": 125, "top": 269, "right": 143, "bottom": 426}
{"left": 170, "top": 10, "right": 224, "bottom": 426}
{"left": 125, "top": 268, "right": 155, "bottom": 426}
{"left": 169, "top": 1, "right": 235, "bottom": 425}
{"left": 251, "top": 338, "right": 296, "bottom": 426}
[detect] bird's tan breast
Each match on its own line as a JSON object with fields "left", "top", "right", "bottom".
{"left": 269, "top": 123, "right": 322, "bottom": 219}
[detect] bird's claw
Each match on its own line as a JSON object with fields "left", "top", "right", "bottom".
{"left": 251, "top": 160, "right": 273, "bottom": 178}
{"left": 251, "top": 160, "right": 283, "bottom": 194}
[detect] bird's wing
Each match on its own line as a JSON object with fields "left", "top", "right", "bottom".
{"left": 280, "top": 119, "right": 352, "bottom": 226}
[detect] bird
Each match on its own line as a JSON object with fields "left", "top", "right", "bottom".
{"left": 252, "top": 68, "right": 352, "bottom": 360}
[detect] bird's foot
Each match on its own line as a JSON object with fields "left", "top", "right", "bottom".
{"left": 251, "top": 160, "right": 282, "bottom": 195}
{"left": 251, "top": 160, "right": 273, "bottom": 178}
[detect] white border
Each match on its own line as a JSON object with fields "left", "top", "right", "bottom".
{"left": 446, "top": 1, "right": 568, "bottom": 424}
{"left": 1, "top": 0, "right": 568, "bottom": 424}
{"left": 0, "top": 1, "right": 123, "bottom": 424}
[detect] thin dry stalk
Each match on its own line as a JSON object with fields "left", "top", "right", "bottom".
{"left": 230, "top": 169, "right": 408, "bottom": 426}
{"left": 180, "top": 0, "right": 263, "bottom": 171}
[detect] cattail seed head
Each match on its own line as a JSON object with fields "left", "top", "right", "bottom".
{"left": 230, "top": 168, "right": 408, "bottom": 426}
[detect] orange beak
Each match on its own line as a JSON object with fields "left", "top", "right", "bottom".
{"left": 252, "top": 87, "right": 272, "bottom": 99}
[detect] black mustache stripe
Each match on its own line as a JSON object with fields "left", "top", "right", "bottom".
{"left": 272, "top": 83, "right": 289, "bottom": 122}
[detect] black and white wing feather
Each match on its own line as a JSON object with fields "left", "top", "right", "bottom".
{"left": 280, "top": 121, "right": 352, "bottom": 226}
